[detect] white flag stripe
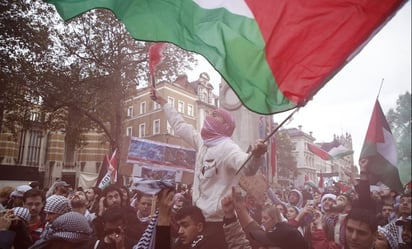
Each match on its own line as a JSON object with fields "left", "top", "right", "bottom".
{"left": 377, "top": 128, "right": 398, "bottom": 166}
{"left": 193, "top": 0, "right": 254, "bottom": 18}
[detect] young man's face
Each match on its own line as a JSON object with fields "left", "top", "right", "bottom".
{"left": 322, "top": 197, "right": 336, "bottom": 212}
{"left": 345, "top": 219, "right": 376, "bottom": 249}
{"left": 69, "top": 191, "right": 88, "bottom": 208}
{"left": 288, "top": 192, "right": 299, "bottom": 205}
{"left": 399, "top": 196, "right": 412, "bottom": 216}
{"left": 286, "top": 207, "right": 298, "bottom": 220}
{"left": 381, "top": 205, "right": 393, "bottom": 218}
{"left": 85, "top": 189, "right": 96, "bottom": 202}
{"left": 24, "top": 196, "right": 44, "bottom": 218}
{"left": 104, "top": 219, "right": 125, "bottom": 243}
{"left": 261, "top": 210, "right": 276, "bottom": 231}
{"left": 177, "top": 216, "right": 203, "bottom": 245}
{"left": 332, "top": 195, "right": 350, "bottom": 213}
{"left": 137, "top": 196, "right": 153, "bottom": 217}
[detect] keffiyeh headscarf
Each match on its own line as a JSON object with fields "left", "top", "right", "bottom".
{"left": 44, "top": 195, "right": 70, "bottom": 214}
{"left": 47, "top": 211, "right": 93, "bottom": 242}
{"left": 30, "top": 212, "right": 93, "bottom": 249}
{"left": 378, "top": 225, "right": 398, "bottom": 249}
{"left": 201, "top": 108, "right": 235, "bottom": 146}
{"left": 12, "top": 207, "right": 31, "bottom": 223}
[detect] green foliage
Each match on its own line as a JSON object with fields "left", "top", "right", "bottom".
{"left": 1, "top": 1, "right": 197, "bottom": 154}
{"left": 0, "top": 0, "right": 54, "bottom": 134}
{"left": 387, "top": 91, "right": 411, "bottom": 184}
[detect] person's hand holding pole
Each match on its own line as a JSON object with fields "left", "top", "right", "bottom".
{"left": 150, "top": 87, "right": 167, "bottom": 106}
{"left": 251, "top": 139, "right": 267, "bottom": 158}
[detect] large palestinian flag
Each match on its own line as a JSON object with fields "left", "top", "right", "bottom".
{"left": 48, "top": 0, "right": 406, "bottom": 114}
{"left": 360, "top": 100, "right": 403, "bottom": 193}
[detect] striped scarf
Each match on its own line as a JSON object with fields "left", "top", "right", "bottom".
{"left": 133, "top": 210, "right": 159, "bottom": 249}
{"left": 201, "top": 109, "right": 235, "bottom": 146}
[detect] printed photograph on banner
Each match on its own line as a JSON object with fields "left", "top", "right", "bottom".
{"left": 164, "top": 147, "right": 196, "bottom": 169}
{"left": 127, "top": 138, "right": 165, "bottom": 162}
{"left": 141, "top": 166, "right": 176, "bottom": 181}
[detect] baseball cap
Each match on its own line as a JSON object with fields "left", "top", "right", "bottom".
{"left": 54, "top": 181, "right": 70, "bottom": 188}
{"left": 10, "top": 185, "right": 32, "bottom": 198}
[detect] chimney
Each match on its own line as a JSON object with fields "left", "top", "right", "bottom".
{"left": 298, "top": 125, "right": 302, "bottom": 130}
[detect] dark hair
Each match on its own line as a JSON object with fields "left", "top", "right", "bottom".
{"left": 175, "top": 206, "right": 205, "bottom": 225}
{"left": 102, "top": 185, "right": 123, "bottom": 206}
{"left": 91, "top": 187, "right": 102, "bottom": 197}
{"left": 400, "top": 192, "right": 412, "bottom": 199}
{"left": 347, "top": 208, "right": 378, "bottom": 233}
{"left": 340, "top": 193, "right": 353, "bottom": 205}
{"left": 119, "top": 185, "right": 131, "bottom": 205}
{"left": 102, "top": 206, "right": 126, "bottom": 224}
{"left": 23, "top": 189, "right": 45, "bottom": 203}
{"left": 136, "top": 191, "right": 153, "bottom": 201}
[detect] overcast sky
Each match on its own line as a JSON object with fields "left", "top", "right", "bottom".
{"left": 187, "top": 2, "right": 411, "bottom": 163}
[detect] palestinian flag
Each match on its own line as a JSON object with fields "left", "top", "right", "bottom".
{"left": 308, "top": 143, "right": 333, "bottom": 160}
{"left": 48, "top": 0, "right": 406, "bottom": 114}
{"left": 97, "top": 150, "right": 118, "bottom": 190}
{"left": 308, "top": 143, "right": 353, "bottom": 161}
{"left": 328, "top": 145, "right": 354, "bottom": 160}
{"left": 360, "top": 100, "right": 403, "bottom": 193}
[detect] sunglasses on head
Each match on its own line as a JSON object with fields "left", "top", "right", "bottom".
{"left": 104, "top": 227, "right": 121, "bottom": 235}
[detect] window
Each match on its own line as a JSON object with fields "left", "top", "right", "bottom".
{"left": 140, "top": 101, "right": 146, "bottom": 114}
{"left": 126, "top": 127, "right": 132, "bottom": 137}
{"left": 167, "top": 97, "right": 175, "bottom": 107}
{"left": 30, "top": 112, "right": 40, "bottom": 122}
{"left": 177, "top": 101, "right": 184, "bottom": 113}
{"left": 127, "top": 106, "right": 133, "bottom": 117}
{"left": 200, "top": 89, "right": 208, "bottom": 103}
{"left": 187, "top": 104, "right": 194, "bottom": 116}
{"left": 166, "top": 121, "right": 174, "bottom": 135}
{"left": 153, "top": 119, "right": 160, "bottom": 135}
{"left": 153, "top": 102, "right": 161, "bottom": 110}
{"left": 139, "top": 123, "right": 146, "bottom": 137}
{"left": 18, "top": 130, "right": 42, "bottom": 166}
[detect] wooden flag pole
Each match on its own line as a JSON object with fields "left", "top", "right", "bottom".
{"left": 235, "top": 108, "right": 299, "bottom": 176}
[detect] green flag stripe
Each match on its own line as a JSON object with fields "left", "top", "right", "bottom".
{"left": 49, "top": 0, "right": 295, "bottom": 114}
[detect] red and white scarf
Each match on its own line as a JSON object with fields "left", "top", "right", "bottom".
{"left": 201, "top": 109, "right": 235, "bottom": 146}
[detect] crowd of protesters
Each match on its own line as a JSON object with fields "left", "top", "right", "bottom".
{"left": 0, "top": 162, "right": 411, "bottom": 249}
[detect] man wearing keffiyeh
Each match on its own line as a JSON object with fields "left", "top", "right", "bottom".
{"left": 150, "top": 88, "right": 267, "bottom": 249}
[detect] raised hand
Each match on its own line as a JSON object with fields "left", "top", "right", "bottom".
{"left": 221, "top": 195, "right": 235, "bottom": 219}
{"left": 150, "top": 87, "right": 167, "bottom": 106}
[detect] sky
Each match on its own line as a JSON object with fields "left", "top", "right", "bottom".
{"left": 187, "top": 2, "right": 411, "bottom": 164}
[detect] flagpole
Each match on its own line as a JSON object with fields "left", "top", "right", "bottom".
{"left": 376, "top": 78, "right": 384, "bottom": 99}
{"left": 235, "top": 108, "right": 299, "bottom": 176}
